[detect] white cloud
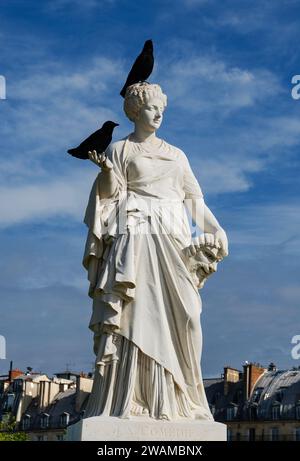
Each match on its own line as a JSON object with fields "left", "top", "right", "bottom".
{"left": 225, "top": 202, "right": 300, "bottom": 251}
{"left": 0, "top": 34, "right": 296, "bottom": 236}
{"left": 10, "top": 57, "right": 121, "bottom": 101}
{"left": 154, "top": 44, "right": 291, "bottom": 195}
{"left": 160, "top": 55, "right": 281, "bottom": 115}
{"left": 0, "top": 56, "right": 125, "bottom": 186}
{"left": 0, "top": 170, "right": 95, "bottom": 227}
{"left": 196, "top": 157, "right": 260, "bottom": 194}
{"left": 192, "top": 114, "right": 300, "bottom": 194}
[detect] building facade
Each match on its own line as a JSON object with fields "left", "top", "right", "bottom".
{"left": 2, "top": 362, "right": 300, "bottom": 441}
{"left": 204, "top": 362, "right": 300, "bottom": 441}
{"left": 0, "top": 367, "right": 92, "bottom": 441}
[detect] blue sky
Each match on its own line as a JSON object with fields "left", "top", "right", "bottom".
{"left": 0, "top": 0, "right": 300, "bottom": 377}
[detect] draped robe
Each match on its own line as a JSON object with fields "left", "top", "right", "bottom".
{"left": 83, "top": 135, "right": 213, "bottom": 420}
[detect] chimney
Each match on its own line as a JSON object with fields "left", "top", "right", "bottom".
{"left": 243, "top": 363, "right": 266, "bottom": 399}
{"left": 9, "top": 368, "right": 23, "bottom": 382}
{"left": 223, "top": 367, "right": 240, "bottom": 395}
{"left": 268, "top": 362, "right": 277, "bottom": 372}
{"left": 75, "top": 375, "right": 93, "bottom": 412}
{"left": 38, "top": 380, "right": 60, "bottom": 409}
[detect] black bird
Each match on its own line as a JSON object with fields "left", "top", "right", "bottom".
{"left": 120, "top": 39, "right": 154, "bottom": 98}
{"left": 67, "top": 121, "right": 119, "bottom": 159}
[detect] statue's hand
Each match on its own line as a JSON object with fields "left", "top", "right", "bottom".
{"left": 214, "top": 228, "right": 229, "bottom": 258}
{"left": 187, "top": 234, "right": 218, "bottom": 257}
{"left": 88, "top": 150, "right": 113, "bottom": 171}
{"left": 187, "top": 231, "right": 228, "bottom": 259}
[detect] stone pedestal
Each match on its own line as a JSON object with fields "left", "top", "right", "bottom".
{"left": 67, "top": 416, "right": 227, "bottom": 441}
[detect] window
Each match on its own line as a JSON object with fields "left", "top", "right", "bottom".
{"left": 226, "top": 406, "right": 237, "bottom": 421}
{"left": 22, "top": 414, "right": 31, "bottom": 430}
{"left": 252, "top": 387, "right": 263, "bottom": 403}
{"left": 296, "top": 405, "right": 300, "bottom": 420}
{"left": 295, "top": 428, "right": 300, "bottom": 442}
{"left": 227, "top": 429, "right": 233, "bottom": 441}
{"left": 248, "top": 428, "right": 256, "bottom": 441}
{"left": 272, "top": 404, "right": 280, "bottom": 420}
{"left": 57, "top": 434, "right": 64, "bottom": 441}
{"left": 275, "top": 387, "right": 287, "bottom": 403}
{"left": 270, "top": 427, "right": 279, "bottom": 441}
{"left": 60, "top": 412, "right": 70, "bottom": 427}
{"left": 249, "top": 404, "right": 258, "bottom": 420}
{"left": 40, "top": 413, "right": 50, "bottom": 429}
{"left": 3, "top": 393, "right": 15, "bottom": 412}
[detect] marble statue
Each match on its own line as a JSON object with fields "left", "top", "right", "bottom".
{"left": 82, "top": 82, "right": 228, "bottom": 421}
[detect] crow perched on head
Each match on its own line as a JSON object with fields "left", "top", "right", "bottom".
{"left": 67, "top": 121, "right": 119, "bottom": 159}
{"left": 120, "top": 39, "right": 154, "bottom": 98}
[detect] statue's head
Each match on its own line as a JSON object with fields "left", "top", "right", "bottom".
{"left": 124, "top": 82, "right": 167, "bottom": 132}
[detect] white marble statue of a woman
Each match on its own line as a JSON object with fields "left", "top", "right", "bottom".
{"left": 82, "top": 82, "right": 228, "bottom": 421}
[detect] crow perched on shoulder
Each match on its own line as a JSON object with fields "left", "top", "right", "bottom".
{"left": 67, "top": 121, "right": 119, "bottom": 159}
{"left": 120, "top": 39, "right": 154, "bottom": 98}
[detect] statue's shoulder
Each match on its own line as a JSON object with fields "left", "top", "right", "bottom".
{"left": 162, "top": 139, "right": 187, "bottom": 163}
{"left": 106, "top": 137, "right": 127, "bottom": 155}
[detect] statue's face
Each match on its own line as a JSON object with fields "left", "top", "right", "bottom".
{"left": 136, "top": 97, "right": 165, "bottom": 132}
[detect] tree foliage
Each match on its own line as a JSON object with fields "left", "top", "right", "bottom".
{"left": 0, "top": 417, "right": 28, "bottom": 441}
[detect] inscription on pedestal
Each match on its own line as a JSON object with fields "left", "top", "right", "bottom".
{"left": 67, "top": 417, "right": 227, "bottom": 441}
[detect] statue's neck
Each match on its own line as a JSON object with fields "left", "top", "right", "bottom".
{"left": 132, "top": 126, "right": 157, "bottom": 144}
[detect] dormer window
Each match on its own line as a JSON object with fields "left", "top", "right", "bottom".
{"left": 22, "top": 414, "right": 31, "bottom": 430}
{"left": 252, "top": 387, "right": 263, "bottom": 403}
{"left": 40, "top": 413, "right": 50, "bottom": 429}
{"left": 226, "top": 405, "right": 237, "bottom": 421}
{"left": 272, "top": 402, "right": 280, "bottom": 420}
{"left": 249, "top": 403, "right": 258, "bottom": 420}
{"left": 60, "top": 412, "right": 70, "bottom": 427}
{"left": 4, "top": 393, "right": 15, "bottom": 412}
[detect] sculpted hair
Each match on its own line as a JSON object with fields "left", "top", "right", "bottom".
{"left": 123, "top": 82, "right": 167, "bottom": 122}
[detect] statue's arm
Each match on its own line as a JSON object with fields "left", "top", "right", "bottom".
{"left": 88, "top": 150, "right": 118, "bottom": 199}
{"left": 181, "top": 150, "right": 228, "bottom": 256}
{"left": 185, "top": 197, "right": 221, "bottom": 232}
{"left": 185, "top": 197, "right": 229, "bottom": 257}
{"left": 98, "top": 169, "right": 118, "bottom": 199}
